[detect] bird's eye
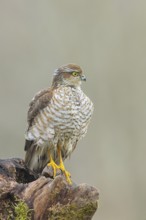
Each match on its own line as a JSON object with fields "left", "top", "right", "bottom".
{"left": 72, "top": 72, "right": 78, "bottom": 77}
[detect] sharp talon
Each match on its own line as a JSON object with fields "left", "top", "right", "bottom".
{"left": 57, "top": 146, "right": 72, "bottom": 184}
{"left": 64, "top": 171, "right": 72, "bottom": 184}
{"left": 47, "top": 159, "right": 59, "bottom": 178}
{"left": 48, "top": 148, "right": 72, "bottom": 184}
{"left": 58, "top": 162, "right": 72, "bottom": 184}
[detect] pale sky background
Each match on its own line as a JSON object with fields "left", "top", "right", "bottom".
{"left": 0, "top": 1, "right": 146, "bottom": 220}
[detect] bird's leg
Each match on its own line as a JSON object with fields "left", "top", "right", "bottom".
{"left": 47, "top": 150, "right": 59, "bottom": 178}
{"left": 57, "top": 146, "right": 72, "bottom": 184}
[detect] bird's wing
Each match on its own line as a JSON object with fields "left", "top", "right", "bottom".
{"left": 24, "top": 88, "right": 53, "bottom": 151}
{"left": 27, "top": 88, "right": 53, "bottom": 127}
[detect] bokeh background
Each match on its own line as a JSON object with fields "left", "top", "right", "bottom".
{"left": 0, "top": 1, "right": 146, "bottom": 219}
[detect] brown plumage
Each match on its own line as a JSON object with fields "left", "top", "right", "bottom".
{"left": 24, "top": 64, "right": 94, "bottom": 183}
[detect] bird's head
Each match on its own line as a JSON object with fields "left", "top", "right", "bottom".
{"left": 52, "top": 64, "right": 86, "bottom": 88}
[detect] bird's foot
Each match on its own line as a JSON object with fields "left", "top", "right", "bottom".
{"left": 47, "top": 159, "right": 59, "bottom": 178}
{"left": 58, "top": 161, "right": 72, "bottom": 184}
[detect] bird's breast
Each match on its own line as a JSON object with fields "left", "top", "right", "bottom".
{"left": 51, "top": 87, "right": 93, "bottom": 134}
{"left": 27, "top": 86, "right": 93, "bottom": 143}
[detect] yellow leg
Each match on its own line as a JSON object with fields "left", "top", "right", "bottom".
{"left": 47, "top": 151, "right": 59, "bottom": 178}
{"left": 57, "top": 147, "right": 72, "bottom": 184}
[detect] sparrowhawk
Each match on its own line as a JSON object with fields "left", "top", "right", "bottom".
{"left": 24, "top": 64, "right": 94, "bottom": 184}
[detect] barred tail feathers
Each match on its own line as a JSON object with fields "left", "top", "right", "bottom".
{"left": 24, "top": 140, "right": 49, "bottom": 173}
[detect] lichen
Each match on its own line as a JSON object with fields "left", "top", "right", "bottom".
{"left": 48, "top": 201, "right": 98, "bottom": 220}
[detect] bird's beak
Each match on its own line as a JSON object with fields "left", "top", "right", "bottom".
{"left": 80, "top": 75, "right": 86, "bottom": 81}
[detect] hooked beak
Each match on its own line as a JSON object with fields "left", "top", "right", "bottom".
{"left": 80, "top": 75, "right": 86, "bottom": 81}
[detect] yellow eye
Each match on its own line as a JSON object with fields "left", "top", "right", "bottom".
{"left": 72, "top": 72, "right": 78, "bottom": 77}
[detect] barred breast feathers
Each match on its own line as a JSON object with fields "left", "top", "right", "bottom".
{"left": 25, "top": 85, "right": 93, "bottom": 150}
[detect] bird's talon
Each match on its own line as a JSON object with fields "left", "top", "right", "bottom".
{"left": 58, "top": 163, "right": 72, "bottom": 184}
{"left": 47, "top": 160, "right": 59, "bottom": 178}
{"left": 64, "top": 171, "right": 72, "bottom": 184}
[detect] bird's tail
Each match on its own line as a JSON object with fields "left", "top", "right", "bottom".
{"left": 24, "top": 140, "right": 49, "bottom": 174}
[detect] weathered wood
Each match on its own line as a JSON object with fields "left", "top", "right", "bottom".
{"left": 0, "top": 158, "right": 99, "bottom": 220}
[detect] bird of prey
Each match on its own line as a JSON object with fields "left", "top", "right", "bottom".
{"left": 24, "top": 64, "right": 94, "bottom": 184}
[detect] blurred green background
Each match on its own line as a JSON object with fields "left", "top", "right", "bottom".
{"left": 0, "top": 1, "right": 146, "bottom": 219}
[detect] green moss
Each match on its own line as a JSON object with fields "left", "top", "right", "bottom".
{"left": 13, "top": 198, "right": 32, "bottom": 220}
{"left": 0, "top": 196, "right": 32, "bottom": 220}
{"left": 48, "top": 202, "right": 98, "bottom": 220}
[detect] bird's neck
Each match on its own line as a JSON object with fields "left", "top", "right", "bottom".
{"left": 52, "top": 83, "right": 81, "bottom": 90}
